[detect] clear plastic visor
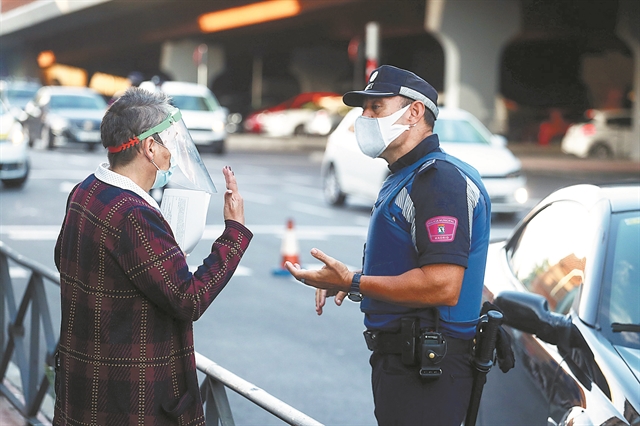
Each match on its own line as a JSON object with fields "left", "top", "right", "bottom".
{"left": 145, "top": 107, "right": 217, "bottom": 194}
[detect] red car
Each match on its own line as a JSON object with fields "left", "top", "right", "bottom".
{"left": 243, "top": 92, "right": 341, "bottom": 135}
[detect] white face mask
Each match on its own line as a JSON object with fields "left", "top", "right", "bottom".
{"left": 354, "top": 105, "right": 410, "bottom": 158}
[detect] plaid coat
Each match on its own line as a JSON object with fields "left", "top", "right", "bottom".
{"left": 53, "top": 175, "right": 252, "bottom": 425}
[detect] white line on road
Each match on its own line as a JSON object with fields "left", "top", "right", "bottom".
{"left": 288, "top": 201, "right": 335, "bottom": 218}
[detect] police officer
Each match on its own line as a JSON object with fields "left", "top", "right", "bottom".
{"left": 286, "top": 65, "right": 491, "bottom": 426}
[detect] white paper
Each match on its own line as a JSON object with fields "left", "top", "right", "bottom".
{"left": 160, "top": 188, "right": 211, "bottom": 254}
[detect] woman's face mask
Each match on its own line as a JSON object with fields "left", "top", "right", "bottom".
{"left": 150, "top": 148, "right": 177, "bottom": 189}
{"left": 354, "top": 105, "right": 410, "bottom": 158}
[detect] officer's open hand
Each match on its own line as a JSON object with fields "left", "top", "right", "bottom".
{"left": 222, "top": 166, "right": 244, "bottom": 224}
{"left": 285, "top": 248, "right": 352, "bottom": 315}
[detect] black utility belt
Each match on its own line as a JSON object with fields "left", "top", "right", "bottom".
{"left": 363, "top": 317, "right": 474, "bottom": 380}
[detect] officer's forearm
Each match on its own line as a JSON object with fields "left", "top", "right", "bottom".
{"left": 359, "top": 264, "right": 464, "bottom": 308}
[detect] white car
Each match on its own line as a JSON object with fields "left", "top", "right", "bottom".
{"left": 140, "top": 81, "right": 227, "bottom": 154}
{"left": 561, "top": 109, "right": 634, "bottom": 159}
{"left": 0, "top": 100, "right": 29, "bottom": 188}
{"left": 321, "top": 107, "right": 528, "bottom": 215}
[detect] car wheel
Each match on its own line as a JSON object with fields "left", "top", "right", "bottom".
{"left": 42, "top": 126, "right": 55, "bottom": 150}
{"left": 86, "top": 143, "right": 97, "bottom": 152}
{"left": 212, "top": 141, "right": 225, "bottom": 155}
{"left": 24, "top": 126, "right": 35, "bottom": 147}
{"left": 323, "top": 165, "right": 346, "bottom": 206}
{"left": 588, "top": 142, "right": 612, "bottom": 159}
{"left": 294, "top": 124, "right": 306, "bottom": 136}
{"left": 2, "top": 163, "right": 29, "bottom": 188}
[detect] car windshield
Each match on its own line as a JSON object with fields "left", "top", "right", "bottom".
{"left": 434, "top": 118, "right": 491, "bottom": 145}
{"left": 50, "top": 94, "right": 106, "bottom": 110}
{"left": 601, "top": 211, "right": 640, "bottom": 349}
{"left": 170, "top": 95, "right": 219, "bottom": 112}
{"left": 6, "top": 88, "right": 39, "bottom": 108}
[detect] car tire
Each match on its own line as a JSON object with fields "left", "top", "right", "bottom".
{"left": 42, "top": 126, "right": 55, "bottom": 150}
{"left": 86, "top": 143, "right": 97, "bottom": 152}
{"left": 212, "top": 141, "right": 225, "bottom": 155}
{"left": 588, "top": 142, "right": 612, "bottom": 159}
{"left": 323, "top": 165, "right": 346, "bottom": 206}
{"left": 24, "top": 126, "right": 35, "bottom": 147}
{"left": 294, "top": 124, "right": 306, "bottom": 136}
{"left": 2, "top": 163, "right": 29, "bottom": 188}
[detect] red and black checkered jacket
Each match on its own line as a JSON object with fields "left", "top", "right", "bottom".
{"left": 53, "top": 175, "right": 252, "bottom": 425}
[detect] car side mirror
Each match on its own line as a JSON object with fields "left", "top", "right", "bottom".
{"left": 494, "top": 291, "right": 572, "bottom": 346}
{"left": 490, "top": 134, "right": 507, "bottom": 147}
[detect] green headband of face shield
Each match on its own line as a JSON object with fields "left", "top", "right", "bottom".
{"left": 137, "top": 107, "right": 182, "bottom": 141}
{"left": 107, "top": 107, "right": 182, "bottom": 154}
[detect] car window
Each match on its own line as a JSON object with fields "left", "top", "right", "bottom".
{"left": 433, "top": 119, "right": 490, "bottom": 144}
{"left": 606, "top": 117, "right": 632, "bottom": 127}
{"left": 50, "top": 95, "right": 106, "bottom": 110}
{"left": 601, "top": 212, "right": 640, "bottom": 348}
{"left": 171, "top": 95, "right": 219, "bottom": 112}
{"left": 508, "top": 201, "right": 593, "bottom": 314}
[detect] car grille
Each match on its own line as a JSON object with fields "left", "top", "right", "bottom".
{"left": 0, "top": 162, "right": 23, "bottom": 171}
{"left": 70, "top": 119, "right": 100, "bottom": 131}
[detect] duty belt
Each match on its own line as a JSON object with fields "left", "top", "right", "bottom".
{"left": 363, "top": 329, "right": 474, "bottom": 355}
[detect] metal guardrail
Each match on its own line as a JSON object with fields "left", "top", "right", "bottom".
{"left": 0, "top": 240, "right": 323, "bottom": 426}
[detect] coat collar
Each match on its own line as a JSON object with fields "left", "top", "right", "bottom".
{"left": 95, "top": 162, "right": 161, "bottom": 211}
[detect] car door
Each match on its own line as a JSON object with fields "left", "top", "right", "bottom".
{"left": 481, "top": 200, "right": 596, "bottom": 425}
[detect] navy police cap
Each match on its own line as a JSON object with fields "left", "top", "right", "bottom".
{"left": 343, "top": 65, "right": 439, "bottom": 119}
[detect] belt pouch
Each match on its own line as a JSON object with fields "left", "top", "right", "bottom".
{"left": 400, "top": 317, "right": 418, "bottom": 365}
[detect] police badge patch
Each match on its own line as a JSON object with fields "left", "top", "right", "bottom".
{"left": 426, "top": 216, "right": 458, "bottom": 242}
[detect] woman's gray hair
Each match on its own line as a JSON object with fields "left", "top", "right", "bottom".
{"left": 102, "top": 87, "right": 172, "bottom": 168}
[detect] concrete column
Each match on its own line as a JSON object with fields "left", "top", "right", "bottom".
{"left": 425, "top": 0, "right": 520, "bottom": 132}
{"left": 616, "top": 0, "right": 640, "bottom": 161}
{"left": 160, "top": 40, "right": 225, "bottom": 87}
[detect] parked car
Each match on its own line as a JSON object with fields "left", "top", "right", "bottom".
{"left": 139, "top": 81, "right": 227, "bottom": 154}
{"left": 480, "top": 182, "right": 640, "bottom": 426}
{"left": 244, "top": 92, "right": 343, "bottom": 137}
{"left": 561, "top": 109, "right": 634, "bottom": 159}
{"left": 0, "top": 99, "right": 30, "bottom": 187}
{"left": 321, "top": 107, "right": 529, "bottom": 215}
{"left": 22, "top": 86, "right": 107, "bottom": 151}
{"left": 0, "top": 79, "right": 41, "bottom": 115}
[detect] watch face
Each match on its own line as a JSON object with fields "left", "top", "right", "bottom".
{"left": 348, "top": 292, "right": 363, "bottom": 302}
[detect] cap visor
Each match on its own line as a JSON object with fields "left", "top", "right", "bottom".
{"left": 343, "top": 90, "right": 396, "bottom": 107}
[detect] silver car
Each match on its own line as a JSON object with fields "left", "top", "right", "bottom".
{"left": 481, "top": 183, "right": 640, "bottom": 426}
{"left": 22, "top": 86, "right": 107, "bottom": 151}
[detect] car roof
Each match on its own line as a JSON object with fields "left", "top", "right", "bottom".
{"left": 39, "top": 86, "right": 102, "bottom": 96}
{"left": 542, "top": 183, "right": 640, "bottom": 213}
{"left": 142, "top": 81, "right": 212, "bottom": 96}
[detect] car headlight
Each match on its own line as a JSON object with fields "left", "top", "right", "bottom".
{"left": 49, "top": 116, "right": 69, "bottom": 133}
{"left": 9, "top": 123, "right": 26, "bottom": 146}
{"left": 514, "top": 187, "right": 528, "bottom": 204}
{"left": 211, "top": 120, "right": 225, "bottom": 133}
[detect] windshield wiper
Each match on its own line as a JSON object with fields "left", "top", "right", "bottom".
{"left": 611, "top": 323, "right": 640, "bottom": 332}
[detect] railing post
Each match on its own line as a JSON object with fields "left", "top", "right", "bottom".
{"left": 202, "top": 376, "right": 235, "bottom": 426}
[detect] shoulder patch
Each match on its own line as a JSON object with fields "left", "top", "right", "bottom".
{"left": 426, "top": 216, "right": 458, "bottom": 242}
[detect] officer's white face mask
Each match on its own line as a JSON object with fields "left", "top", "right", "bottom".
{"left": 354, "top": 105, "right": 410, "bottom": 158}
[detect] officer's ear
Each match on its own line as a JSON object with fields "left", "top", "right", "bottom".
{"left": 409, "top": 100, "right": 426, "bottom": 125}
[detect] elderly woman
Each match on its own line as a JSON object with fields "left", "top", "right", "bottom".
{"left": 54, "top": 87, "right": 252, "bottom": 425}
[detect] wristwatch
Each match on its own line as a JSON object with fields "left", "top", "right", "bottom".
{"left": 348, "top": 272, "right": 363, "bottom": 302}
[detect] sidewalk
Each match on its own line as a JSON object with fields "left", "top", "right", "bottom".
{"left": 0, "top": 396, "right": 24, "bottom": 425}
{"left": 506, "top": 142, "right": 640, "bottom": 174}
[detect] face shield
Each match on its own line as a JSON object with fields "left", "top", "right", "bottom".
{"left": 134, "top": 107, "right": 215, "bottom": 254}
{"left": 138, "top": 106, "right": 217, "bottom": 194}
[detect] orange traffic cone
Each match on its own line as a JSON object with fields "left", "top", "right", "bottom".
{"left": 273, "top": 218, "right": 300, "bottom": 276}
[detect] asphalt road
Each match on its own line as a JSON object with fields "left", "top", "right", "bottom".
{"left": 0, "top": 136, "right": 637, "bottom": 425}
